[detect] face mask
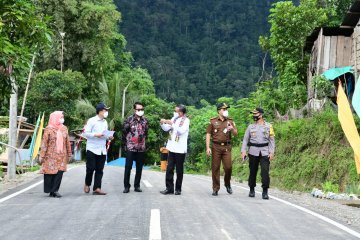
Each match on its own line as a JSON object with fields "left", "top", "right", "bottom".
{"left": 222, "top": 110, "right": 229, "bottom": 118}
{"left": 59, "top": 118, "right": 64, "bottom": 124}
{"left": 173, "top": 112, "right": 179, "bottom": 118}
{"left": 104, "top": 111, "right": 109, "bottom": 118}
{"left": 253, "top": 115, "right": 260, "bottom": 121}
{"left": 136, "top": 110, "right": 144, "bottom": 117}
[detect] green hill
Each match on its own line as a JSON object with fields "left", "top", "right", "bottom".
{"left": 114, "top": 0, "right": 280, "bottom": 105}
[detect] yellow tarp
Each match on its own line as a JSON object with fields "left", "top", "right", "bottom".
{"left": 337, "top": 84, "right": 360, "bottom": 174}
{"left": 32, "top": 113, "right": 44, "bottom": 160}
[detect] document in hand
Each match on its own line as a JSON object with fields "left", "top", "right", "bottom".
{"left": 160, "top": 123, "right": 172, "bottom": 132}
{"left": 103, "top": 130, "right": 115, "bottom": 138}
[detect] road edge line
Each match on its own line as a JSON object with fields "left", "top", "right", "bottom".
{"left": 190, "top": 175, "right": 360, "bottom": 239}
{"left": 0, "top": 165, "right": 81, "bottom": 204}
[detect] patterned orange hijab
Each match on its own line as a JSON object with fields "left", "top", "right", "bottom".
{"left": 48, "top": 111, "right": 64, "bottom": 153}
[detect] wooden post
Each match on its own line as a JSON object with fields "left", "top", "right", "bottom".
{"left": 8, "top": 75, "right": 18, "bottom": 180}
{"left": 17, "top": 53, "right": 36, "bottom": 140}
{"left": 315, "top": 28, "right": 324, "bottom": 100}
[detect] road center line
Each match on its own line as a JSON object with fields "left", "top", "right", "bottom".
{"left": 221, "top": 229, "right": 234, "bottom": 240}
{"left": 149, "top": 209, "right": 161, "bottom": 240}
{"left": 142, "top": 180, "right": 153, "bottom": 188}
{"left": 190, "top": 175, "right": 360, "bottom": 239}
{"left": 0, "top": 165, "right": 81, "bottom": 204}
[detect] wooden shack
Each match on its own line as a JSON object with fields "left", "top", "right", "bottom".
{"left": 305, "top": 0, "right": 360, "bottom": 100}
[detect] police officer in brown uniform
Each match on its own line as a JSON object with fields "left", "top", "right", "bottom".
{"left": 241, "top": 108, "right": 275, "bottom": 200}
{"left": 206, "top": 103, "right": 238, "bottom": 196}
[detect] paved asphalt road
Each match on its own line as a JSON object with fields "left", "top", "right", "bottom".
{"left": 0, "top": 165, "right": 359, "bottom": 240}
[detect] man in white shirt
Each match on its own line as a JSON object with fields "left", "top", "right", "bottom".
{"left": 160, "top": 104, "right": 190, "bottom": 195}
{"left": 83, "top": 103, "right": 113, "bottom": 195}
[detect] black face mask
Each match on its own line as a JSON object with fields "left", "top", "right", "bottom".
{"left": 253, "top": 115, "right": 261, "bottom": 121}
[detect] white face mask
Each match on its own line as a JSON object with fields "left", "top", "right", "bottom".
{"left": 173, "top": 112, "right": 179, "bottom": 119}
{"left": 103, "top": 111, "right": 109, "bottom": 118}
{"left": 223, "top": 110, "right": 229, "bottom": 118}
{"left": 136, "top": 110, "right": 144, "bottom": 117}
{"left": 59, "top": 118, "right": 64, "bottom": 124}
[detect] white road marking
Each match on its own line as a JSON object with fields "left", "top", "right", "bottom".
{"left": 0, "top": 165, "right": 80, "bottom": 204}
{"left": 149, "top": 209, "right": 161, "bottom": 240}
{"left": 142, "top": 180, "right": 153, "bottom": 188}
{"left": 190, "top": 175, "right": 360, "bottom": 239}
{"left": 221, "top": 229, "right": 233, "bottom": 240}
{"left": 0, "top": 180, "right": 43, "bottom": 204}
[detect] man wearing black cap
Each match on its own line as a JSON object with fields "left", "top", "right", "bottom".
{"left": 241, "top": 108, "right": 275, "bottom": 200}
{"left": 83, "top": 102, "right": 113, "bottom": 195}
{"left": 206, "top": 103, "right": 238, "bottom": 196}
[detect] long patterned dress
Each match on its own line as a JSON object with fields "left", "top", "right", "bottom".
{"left": 40, "top": 126, "right": 72, "bottom": 174}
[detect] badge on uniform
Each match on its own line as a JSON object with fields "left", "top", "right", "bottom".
{"left": 223, "top": 128, "right": 228, "bottom": 134}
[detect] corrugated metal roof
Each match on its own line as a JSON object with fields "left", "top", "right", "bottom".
{"left": 305, "top": 0, "right": 360, "bottom": 52}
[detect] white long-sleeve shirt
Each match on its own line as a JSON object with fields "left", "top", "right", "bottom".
{"left": 83, "top": 115, "right": 108, "bottom": 155}
{"left": 166, "top": 116, "right": 190, "bottom": 154}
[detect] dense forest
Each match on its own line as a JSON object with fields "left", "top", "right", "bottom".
{"left": 115, "top": 0, "right": 280, "bottom": 105}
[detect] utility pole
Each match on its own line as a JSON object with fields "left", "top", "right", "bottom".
{"left": 8, "top": 73, "right": 18, "bottom": 180}
{"left": 119, "top": 81, "right": 133, "bottom": 157}
{"left": 60, "top": 32, "right": 65, "bottom": 72}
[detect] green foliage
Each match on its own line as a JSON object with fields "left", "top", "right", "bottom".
{"left": 27, "top": 70, "right": 86, "bottom": 128}
{"left": 346, "top": 184, "right": 360, "bottom": 195}
{"left": 270, "top": 108, "right": 360, "bottom": 191}
{"left": 259, "top": 0, "right": 329, "bottom": 110}
{"left": 0, "top": 133, "right": 8, "bottom": 155}
{"left": 312, "top": 75, "right": 335, "bottom": 98}
{"left": 0, "top": 0, "right": 52, "bottom": 101}
{"left": 114, "top": 0, "right": 281, "bottom": 105}
{"left": 37, "top": 0, "right": 131, "bottom": 102}
{"left": 322, "top": 181, "right": 339, "bottom": 193}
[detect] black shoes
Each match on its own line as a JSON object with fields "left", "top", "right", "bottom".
{"left": 262, "top": 189, "right": 269, "bottom": 200}
{"left": 49, "top": 192, "right": 62, "bottom": 198}
{"left": 160, "top": 189, "right": 174, "bottom": 195}
{"left": 175, "top": 190, "right": 181, "bottom": 195}
{"left": 225, "top": 185, "right": 233, "bottom": 194}
{"left": 212, "top": 191, "right": 218, "bottom": 196}
{"left": 134, "top": 187, "right": 142, "bottom": 192}
{"left": 249, "top": 188, "right": 255, "bottom": 198}
{"left": 123, "top": 187, "right": 130, "bottom": 193}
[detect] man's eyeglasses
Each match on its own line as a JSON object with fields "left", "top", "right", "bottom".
{"left": 136, "top": 109, "right": 144, "bottom": 111}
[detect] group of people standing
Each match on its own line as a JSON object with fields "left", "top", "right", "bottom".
{"left": 39, "top": 101, "right": 275, "bottom": 200}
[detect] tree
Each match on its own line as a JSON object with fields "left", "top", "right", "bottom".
{"left": 114, "top": 0, "right": 279, "bottom": 105}
{"left": 0, "top": 0, "right": 51, "bottom": 101}
{"left": 27, "top": 70, "right": 87, "bottom": 128}
{"left": 37, "top": 0, "right": 132, "bottom": 102}
{"left": 259, "top": 0, "right": 328, "bottom": 109}
{"left": 76, "top": 66, "right": 156, "bottom": 158}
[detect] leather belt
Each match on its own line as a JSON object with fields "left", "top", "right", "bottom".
{"left": 248, "top": 142, "right": 269, "bottom": 147}
{"left": 213, "top": 141, "right": 231, "bottom": 146}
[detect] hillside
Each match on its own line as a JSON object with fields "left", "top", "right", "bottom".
{"left": 115, "top": 0, "right": 280, "bottom": 105}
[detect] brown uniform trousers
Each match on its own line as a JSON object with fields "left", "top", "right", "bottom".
{"left": 211, "top": 144, "right": 232, "bottom": 191}
{"left": 207, "top": 116, "right": 236, "bottom": 191}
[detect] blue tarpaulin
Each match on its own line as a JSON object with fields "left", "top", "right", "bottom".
{"left": 321, "top": 66, "right": 354, "bottom": 81}
{"left": 353, "top": 76, "right": 360, "bottom": 118}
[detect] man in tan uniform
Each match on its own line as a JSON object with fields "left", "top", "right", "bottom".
{"left": 206, "top": 103, "right": 238, "bottom": 196}
{"left": 241, "top": 108, "right": 275, "bottom": 200}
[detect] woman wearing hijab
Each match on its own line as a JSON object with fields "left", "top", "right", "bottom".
{"left": 39, "top": 111, "right": 72, "bottom": 198}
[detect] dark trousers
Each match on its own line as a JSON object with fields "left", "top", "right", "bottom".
{"left": 165, "top": 151, "right": 186, "bottom": 192}
{"left": 124, "top": 151, "right": 145, "bottom": 188}
{"left": 248, "top": 153, "right": 270, "bottom": 189}
{"left": 85, "top": 150, "right": 106, "bottom": 191}
{"left": 44, "top": 171, "right": 64, "bottom": 193}
{"left": 211, "top": 145, "right": 232, "bottom": 191}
